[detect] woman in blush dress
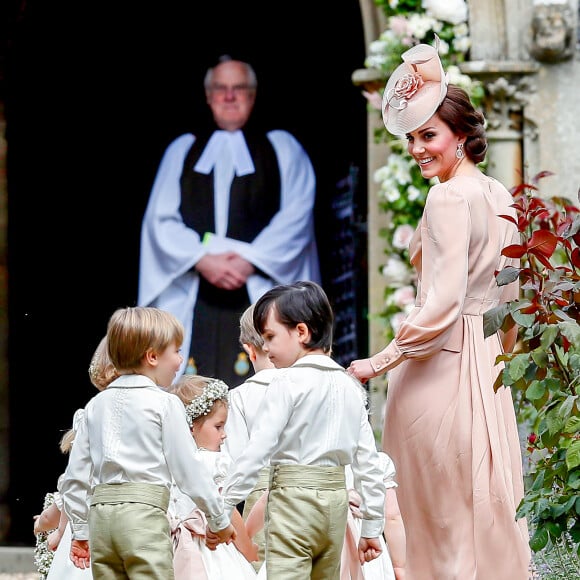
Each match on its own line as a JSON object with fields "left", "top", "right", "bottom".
{"left": 348, "top": 38, "right": 532, "bottom": 580}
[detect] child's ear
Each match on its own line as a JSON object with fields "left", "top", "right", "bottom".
{"left": 296, "top": 322, "right": 311, "bottom": 344}
{"left": 242, "top": 343, "right": 257, "bottom": 362}
{"left": 144, "top": 348, "right": 158, "bottom": 367}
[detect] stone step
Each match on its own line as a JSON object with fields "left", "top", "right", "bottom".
{"left": 0, "top": 547, "right": 36, "bottom": 574}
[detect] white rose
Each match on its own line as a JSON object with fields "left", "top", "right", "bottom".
{"left": 369, "top": 40, "right": 390, "bottom": 54}
{"left": 384, "top": 187, "right": 401, "bottom": 203}
{"left": 381, "top": 256, "right": 413, "bottom": 286}
{"left": 437, "top": 38, "right": 450, "bottom": 56}
{"left": 373, "top": 165, "right": 391, "bottom": 183}
{"left": 452, "top": 36, "right": 471, "bottom": 55}
{"left": 422, "top": 0, "right": 468, "bottom": 25}
{"left": 392, "top": 224, "right": 415, "bottom": 249}
{"left": 390, "top": 311, "right": 409, "bottom": 333}
{"left": 392, "top": 285, "right": 416, "bottom": 308}
{"left": 407, "top": 185, "right": 422, "bottom": 201}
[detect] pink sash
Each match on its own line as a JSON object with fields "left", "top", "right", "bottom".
{"left": 169, "top": 508, "right": 209, "bottom": 580}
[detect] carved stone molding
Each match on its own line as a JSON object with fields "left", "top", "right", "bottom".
{"left": 484, "top": 75, "right": 538, "bottom": 134}
{"left": 530, "top": 2, "right": 575, "bottom": 63}
{"left": 460, "top": 61, "right": 539, "bottom": 134}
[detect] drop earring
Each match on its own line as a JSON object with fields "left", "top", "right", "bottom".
{"left": 456, "top": 142, "right": 464, "bottom": 159}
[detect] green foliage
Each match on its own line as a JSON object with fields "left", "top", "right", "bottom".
{"left": 484, "top": 170, "right": 580, "bottom": 559}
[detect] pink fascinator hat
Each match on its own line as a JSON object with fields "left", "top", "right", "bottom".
{"left": 382, "top": 35, "right": 448, "bottom": 136}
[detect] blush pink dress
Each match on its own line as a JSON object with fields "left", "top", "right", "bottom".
{"left": 380, "top": 175, "right": 532, "bottom": 579}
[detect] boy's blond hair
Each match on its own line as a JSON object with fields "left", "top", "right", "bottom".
{"left": 239, "top": 303, "right": 263, "bottom": 349}
{"left": 107, "top": 306, "right": 184, "bottom": 371}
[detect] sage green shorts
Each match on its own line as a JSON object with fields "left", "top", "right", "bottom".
{"left": 265, "top": 465, "right": 347, "bottom": 580}
{"left": 89, "top": 483, "right": 173, "bottom": 580}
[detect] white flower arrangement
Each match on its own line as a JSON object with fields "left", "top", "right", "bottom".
{"left": 185, "top": 379, "right": 229, "bottom": 426}
{"left": 34, "top": 492, "right": 56, "bottom": 579}
{"left": 364, "top": 0, "right": 483, "bottom": 343}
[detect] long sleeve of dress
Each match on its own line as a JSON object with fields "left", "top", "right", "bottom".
{"left": 371, "top": 183, "right": 470, "bottom": 373}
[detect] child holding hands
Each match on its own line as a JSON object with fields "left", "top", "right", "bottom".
{"left": 216, "top": 281, "right": 386, "bottom": 579}
{"left": 60, "top": 306, "right": 235, "bottom": 579}
{"left": 168, "top": 374, "right": 258, "bottom": 579}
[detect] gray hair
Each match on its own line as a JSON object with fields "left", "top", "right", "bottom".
{"left": 204, "top": 54, "right": 258, "bottom": 90}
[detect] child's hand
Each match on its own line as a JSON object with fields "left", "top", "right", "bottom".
{"left": 217, "top": 523, "right": 237, "bottom": 544}
{"left": 205, "top": 524, "right": 236, "bottom": 550}
{"left": 70, "top": 539, "right": 90, "bottom": 569}
{"left": 47, "top": 528, "right": 63, "bottom": 552}
{"left": 205, "top": 528, "right": 220, "bottom": 551}
{"left": 33, "top": 514, "right": 42, "bottom": 535}
{"left": 358, "top": 536, "right": 382, "bottom": 565}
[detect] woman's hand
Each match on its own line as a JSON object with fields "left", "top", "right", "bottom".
{"left": 347, "top": 357, "right": 381, "bottom": 383}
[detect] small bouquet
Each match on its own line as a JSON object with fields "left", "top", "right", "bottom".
{"left": 34, "top": 492, "right": 56, "bottom": 579}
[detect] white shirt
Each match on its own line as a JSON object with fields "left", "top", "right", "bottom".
{"left": 223, "top": 367, "right": 280, "bottom": 463}
{"left": 60, "top": 374, "right": 229, "bottom": 539}
{"left": 222, "top": 355, "right": 385, "bottom": 538}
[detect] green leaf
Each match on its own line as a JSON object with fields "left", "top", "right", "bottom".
{"left": 526, "top": 380, "right": 546, "bottom": 401}
{"left": 558, "top": 394, "right": 577, "bottom": 419}
{"left": 540, "top": 325, "right": 560, "bottom": 350}
{"left": 568, "top": 470, "right": 580, "bottom": 490}
{"left": 552, "top": 495, "right": 578, "bottom": 517}
{"left": 511, "top": 309, "right": 536, "bottom": 328}
{"left": 496, "top": 266, "right": 520, "bottom": 286}
{"left": 560, "top": 321, "right": 580, "bottom": 345}
{"left": 545, "top": 521, "right": 563, "bottom": 539}
{"left": 566, "top": 440, "right": 580, "bottom": 470}
{"left": 547, "top": 412, "right": 565, "bottom": 436}
{"left": 554, "top": 309, "right": 577, "bottom": 323}
{"left": 531, "top": 350, "right": 549, "bottom": 368}
{"left": 530, "top": 526, "right": 549, "bottom": 551}
{"left": 545, "top": 378, "right": 565, "bottom": 393}
{"left": 530, "top": 470, "right": 545, "bottom": 492}
{"left": 483, "top": 303, "right": 509, "bottom": 338}
{"left": 564, "top": 416, "right": 580, "bottom": 434}
{"left": 508, "top": 354, "right": 530, "bottom": 382}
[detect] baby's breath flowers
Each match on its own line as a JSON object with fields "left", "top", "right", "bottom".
{"left": 184, "top": 379, "right": 229, "bottom": 426}
{"left": 34, "top": 492, "right": 56, "bottom": 579}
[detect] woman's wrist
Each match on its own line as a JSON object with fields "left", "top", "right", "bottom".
{"left": 369, "top": 342, "right": 403, "bottom": 376}
{"left": 369, "top": 355, "right": 386, "bottom": 376}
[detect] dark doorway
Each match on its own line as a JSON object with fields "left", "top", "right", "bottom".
{"left": 4, "top": 1, "right": 368, "bottom": 544}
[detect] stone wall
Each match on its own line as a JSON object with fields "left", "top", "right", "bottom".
{"left": 469, "top": 0, "right": 580, "bottom": 199}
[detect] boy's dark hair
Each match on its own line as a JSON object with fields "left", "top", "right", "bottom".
{"left": 253, "top": 281, "right": 333, "bottom": 352}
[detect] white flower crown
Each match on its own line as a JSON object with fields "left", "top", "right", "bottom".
{"left": 185, "top": 379, "right": 229, "bottom": 426}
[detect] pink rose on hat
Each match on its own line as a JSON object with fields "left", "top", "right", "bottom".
{"left": 392, "top": 72, "right": 424, "bottom": 104}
